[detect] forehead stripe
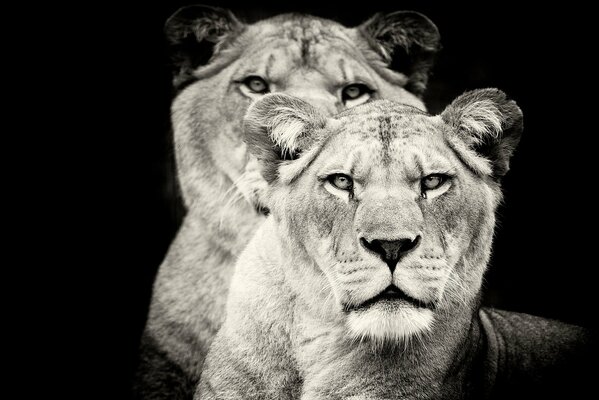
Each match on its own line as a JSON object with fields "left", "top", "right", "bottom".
{"left": 265, "top": 54, "right": 276, "bottom": 79}
{"left": 379, "top": 115, "right": 393, "bottom": 163}
{"left": 338, "top": 58, "right": 348, "bottom": 82}
{"left": 301, "top": 38, "right": 310, "bottom": 65}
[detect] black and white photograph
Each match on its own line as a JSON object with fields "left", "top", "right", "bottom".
{"left": 58, "top": 1, "right": 597, "bottom": 399}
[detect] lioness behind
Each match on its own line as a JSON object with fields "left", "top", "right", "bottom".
{"left": 136, "top": 5, "right": 441, "bottom": 399}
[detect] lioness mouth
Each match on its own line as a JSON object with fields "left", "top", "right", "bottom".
{"left": 348, "top": 285, "right": 432, "bottom": 311}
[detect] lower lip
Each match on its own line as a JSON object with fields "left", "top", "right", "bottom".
{"left": 348, "top": 293, "right": 430, "bottom": 312}
{"left": 377, "top": 295, "right": 423, "bottom": 307}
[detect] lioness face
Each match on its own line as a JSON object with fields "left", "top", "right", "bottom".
{"left": 166, "top": 8, "right": 440, "bottom": 211}
{"left": 282, "top": 108, "right": 496, "bottom": 342}
{"left": 245, "top": 92, "right": 522, "bottom": 344}
{"left": 194, "top": 18, "right": 422, "bottom": 211}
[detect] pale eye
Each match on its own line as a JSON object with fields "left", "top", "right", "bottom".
{"left": 328, "top": 174, "right": 353, "bottom": 191}
{"left": 243, "top": 76, "right": 269, "bottom": 94}
{"left": 421, "top": 174, "right": 446, "bottom": 191}
{"left": 341, "top": 83, "right": 373, "bottom": 105}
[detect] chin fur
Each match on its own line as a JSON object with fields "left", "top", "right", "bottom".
{"left": 346, "top": 304, "right": 434, "bottom": 346}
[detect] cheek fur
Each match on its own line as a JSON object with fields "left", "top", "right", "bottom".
{"left": 423, "top": 182, "right": 465, "bottom": 237}
{"left": 283, "top": 181, "right": 356, "bottom": 248}
{"left": 421, "top": 177, "right": 496, "bottom": 270}
{"left": 424, "top": 177, "right": 489, "bottom": 237}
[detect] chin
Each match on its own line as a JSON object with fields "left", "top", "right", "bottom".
{"left": 346, "top": 300, "right": 434, "bottom": 345}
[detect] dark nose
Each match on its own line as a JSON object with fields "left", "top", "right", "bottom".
{"left": 360, "top": 236, "right": 421, "bottom": 272}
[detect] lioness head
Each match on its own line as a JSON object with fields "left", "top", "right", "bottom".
{"left": 244, "top": 90, "right": 523, "bottom": 343}
{"left": 165, "top": 6, "right": 440, "bottom": 214}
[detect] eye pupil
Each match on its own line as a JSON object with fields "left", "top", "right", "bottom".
{"left": 250, "top": 79, "right": 264, "bottom": 91}
{"left": 329, "top": 174, "right": 353, "bottom": 191}
{"left": 345, "top": 86, "right": 360, "bottom": 98}
{"left": 243, "top": 76, "right": 269, "bottom": 94}
{"left": 342, "top": 84, "right": 372, "bottom": 104}
{"left": 422, "top": 175, "right": 445, "bottom": 191}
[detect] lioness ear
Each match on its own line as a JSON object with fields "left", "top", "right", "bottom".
{"left": 165, "top": 5, "right": 244, "bottom": 87}
{"left": 441, "top": 88, "right": 524, "bottom": 178}
{"left": 243, "top": 94, "right": 329, "bottom": 183}
{"left": 359, "top": 11, "right": 440, "bottom": 96}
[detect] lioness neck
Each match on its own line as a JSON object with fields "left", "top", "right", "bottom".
{"left": 186, "top": 176, "right": 266, "bottom": 255}
{"left": 292, "top": 293, "right": 482, "bottom": 399}
{"left": 147, "top": 179, "right": 265, "bottom": 377}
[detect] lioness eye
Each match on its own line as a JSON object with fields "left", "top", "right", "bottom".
{"left": 329, "top": 174, "right": 353, "bottom": 191}
{"left": 243, "top": 76, "right": 269, "bottom": 94}
{"left": 421, "top": 174, "right": 446, "bottom": 191}
{"left": 341, "top": 83, "right": 372, "bottom": 103}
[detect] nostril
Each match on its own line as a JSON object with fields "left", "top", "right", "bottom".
{"left": 402, "top": 235, "right": 421, "bottom": 253}
{"left": 360, "top": 237, "right": 382, "bottom": 255}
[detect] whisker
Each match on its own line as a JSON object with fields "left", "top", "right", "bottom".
{"left": 219, "top": 171, "right": 249, "bottom": 202}
{"left": 218, "top": 186, "right": 246, "bottom": 230}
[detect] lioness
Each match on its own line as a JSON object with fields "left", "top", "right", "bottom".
{"left": 197, "top": 91, "right": 591, "bottom": 399}
{"left": 137, "top": 5, "right": 441, "bottom": 398}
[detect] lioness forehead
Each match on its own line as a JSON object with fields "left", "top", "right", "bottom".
{"left": 335, "top": 101, "right": 443, "bottom": 142}
{"left": 318, "top": 101, "right": 453, "bottom": 177}
{"left": 250, "top": 14, "right": 353, "bottom": 43}
{"left": 240, "top": 15, "right": 364, "bottom": 71}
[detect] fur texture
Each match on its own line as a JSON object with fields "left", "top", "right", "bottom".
{"left": 136, "top": 6, "right": 441, "bottom": 399}
{"left": 196, "top": 91, "right": 525, "bottom": 399}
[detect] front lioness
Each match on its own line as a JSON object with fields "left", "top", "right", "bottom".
{"left": 197, "top": 92, "right": 590, "bottom": 399}
{"left": 137, "top": 5, "right": 441, "bottom": 399}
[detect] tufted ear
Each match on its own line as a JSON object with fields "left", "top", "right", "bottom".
{"left": 165, "top": 5, "right": 244, "bottom": 87}
{"left": 359, "top": 11, "right": 440, "bottom": 96}
{"left": 243, "top": 94, "right": 329, "bottom": 183}
{"left": 441, "top": 88, "right": 524, "bottom": 178}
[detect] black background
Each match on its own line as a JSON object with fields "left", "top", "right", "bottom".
{"left": 61, "top": 1, "right": 596, "bottom": 399}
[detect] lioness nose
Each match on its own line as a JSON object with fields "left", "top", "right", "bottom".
{"left": 360, "top": 236, "right": 421, "bottom": 272}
